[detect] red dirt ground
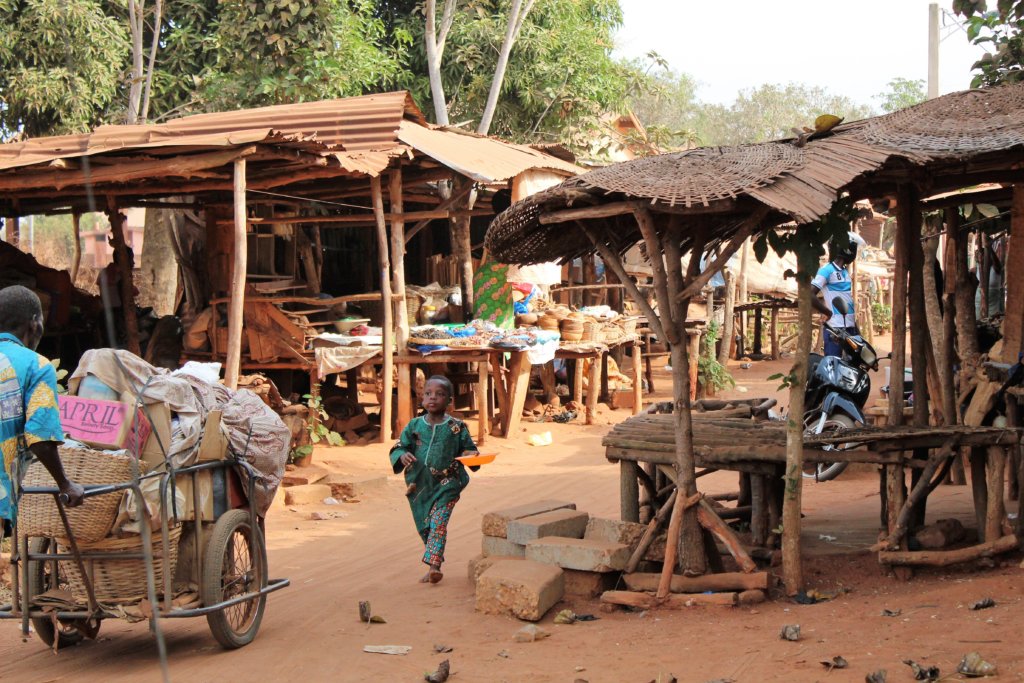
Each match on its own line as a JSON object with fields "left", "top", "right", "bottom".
{"left": 3, "top": 344, "right": 1023, "bottom": 682}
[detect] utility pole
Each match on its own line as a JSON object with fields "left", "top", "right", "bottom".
{"left": 928, "top": 3, "right": 939, "bottom": 99}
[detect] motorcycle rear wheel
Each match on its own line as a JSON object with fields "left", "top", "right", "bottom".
{"left": 803, "top": 413, "right": 855, "bottom": 481}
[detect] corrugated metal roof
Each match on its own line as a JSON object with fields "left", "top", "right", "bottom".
{"left": 397, "top": 121, "right": 582, "bottom": 183}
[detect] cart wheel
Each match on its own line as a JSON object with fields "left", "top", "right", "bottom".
{"left": 201, "top": 510, "right": 267, "bottom": 649}
{"left": 27, "top": 537, "right": 94, "bottom": 648}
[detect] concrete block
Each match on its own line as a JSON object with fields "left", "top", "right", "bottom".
{"left": 468, "top": 554, "right": 524, "bottom": 583}
{"left": 563, "top": 569, "right": 620, "bottom": 598}
{"left": 475, "top": 559, "right": 564, "bottom": 622}
{"left": 525, "top": 537, "right": 630, "bottom": 573}
{"left": 482, "top": 536, "right": 526, "bottom": 558}
{"left": 481, "top": 500, "right": 577, "bottom": 538}
{"left": 506, "top": 509, "right": 589, "bottom": 545}
{"left": 323, "top": 473, "right": 387, "bottom": 499}
{"left": 281, "top": 465, "right": 328, "bottom": 487}
{"left": 284, "top": 484, "right": 333, "bottom": 506}
{"left": 584, "top": 517, "right": 665, "bottom": 561}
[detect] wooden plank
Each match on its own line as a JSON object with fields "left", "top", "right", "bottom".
{"left": 878, "top": 534, "right": 1018, "bottom": 566}
{"left": 501, "top": 351, "right": 531, "bottom": 437}
{"left": 600, "top": 590, "right": 738, "bottom": 609}
{"left": 586, "top": 354, "right": 601, "bottom": 425}
{"left": 622, "top": 571, "right": 768, "bottom": 593}
{"left": 371, "top": 176, "right": 393, "bottom": 443}
{"left": 632, "top": 340, "right": 643, "bottom": 416}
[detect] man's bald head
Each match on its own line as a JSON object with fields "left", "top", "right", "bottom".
{"left": 0, "top": 285, "right": 44, "bottom": 349}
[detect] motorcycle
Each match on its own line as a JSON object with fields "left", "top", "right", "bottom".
{"left": 802, "top": 298, "right": 879, "bottom": 481}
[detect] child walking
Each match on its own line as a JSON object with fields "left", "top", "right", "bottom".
{"left": 389, "top": 376, "right": 478, "bottom": 583}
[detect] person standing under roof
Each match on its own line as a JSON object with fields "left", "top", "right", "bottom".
{"left": 811, "top": 239, "right": 859, "bottom": 358}
{"left": 0, "top": 285, "right": 85, "bottom": 530}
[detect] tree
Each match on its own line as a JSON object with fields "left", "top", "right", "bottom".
{"left": 696, "top": 83, "right": 875, "bottom": 146}
{"left": 875, "top": 77, "right": 927, "bottom": 113}
{"left": 397, "top": 0, "right": 635, "bottom": 147}
{"left": 627, "top": 61, "right": 703, "bottom": 150}
{"left": 955, "top": 0, "right": 1024, "bottom": 86}
{"left": 0, "top": 0, "right": 129, "bottom": 138}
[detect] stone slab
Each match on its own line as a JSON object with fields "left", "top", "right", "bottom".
{"left": 468, "top": 554, "right": 525, "bottom": 583}
{"left": 584, "top": 516, "right": 666, "bottom": 561}
{"left": 525, "top": 537, "right": 630, "bottom": 573}
{"left": 481, "top": 500, "right": 577, "bottom": 538}
{"left": 284, "top": 484, "right": 333, "bottom": 506}
{"left": 562, "top": 569, "right": 620, "bottom": 598}
{"left": 323, "top": 473, "right": 388, "bottom": 499}
{"left": 506, "top": 509, "right": 589, "bottom": 545}
{"left": 281, "top": 466, "right": 328, "bottom": 487}
{"left": 475, "top": 559, "right": 564, "bottom": 622}
{"left": 482, "top": 536, "right": 526, "bottom": 558}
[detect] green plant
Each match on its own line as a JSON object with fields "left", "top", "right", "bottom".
{"left": 290, "top": 391, "right": 344, "bottom": 462}
{"left": 871, "top": 302, "right": 892, "bottom": 334}
{"left": 697, "top": 321, "right": 735, "bottom": 394}
{"left": 48, "top": 358, "right": 68, "bottom": 394}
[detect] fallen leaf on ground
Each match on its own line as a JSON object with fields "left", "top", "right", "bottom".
{"left": 433, "top": 644, "right": 453, "bottom": 653}
{"left": 554, "top": 609, "right": 576, "bottom": 624}
{"left": 497, "top": 649, "right": 510, "bottom": 658}
{"left": 880, "top": 608, "right": 901, "bottom": 617}
{"left": 969, "top": 597, "right": 995, "bottom": 610}
{"left": 779, "top": 624, "right": 801, "bottom": 641}
{"left": 865, "top": 670, "right": 887, "bottom": 683}
{"left": 903, "top": 659, "right": 940, "bottom": 681}
{"left": 424, "top": 659, "right": 450, "bottom": 683}
{"left": 363, "top": 645, "right": 411, "bottom": 655}
{"left": 369, "top": 615, "right": 386, "bottom": 624}
{"left": 957, "top": 652, "right": 997, "bottom": 677}
{"left": 820, "top": 656, "right": 848, "bottom": 671}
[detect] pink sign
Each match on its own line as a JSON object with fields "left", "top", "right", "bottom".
{"left": 58, "top": 395, "right": 152, "bottom": 455}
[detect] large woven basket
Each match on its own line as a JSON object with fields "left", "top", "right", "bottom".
{"left": 58, "top": 525, "right": 182, "bottom": 604}
{"left": 18, "top": 448, "right": 135, "bottom": 543}
{"left": 581, "top": 320, "right": 600, "bottom": 342}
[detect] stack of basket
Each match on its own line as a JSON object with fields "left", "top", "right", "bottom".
{"left": 560, "top": 313, "right": 585, "bottom": 342}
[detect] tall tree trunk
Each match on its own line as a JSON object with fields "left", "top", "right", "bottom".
{"left": 424, "top": 0, "right": 457, "bottom": 126}
{"left": 953, "top": 209, "right": 980, "bottom": 384}
{"left": 140, "top": 208, "right": 179, "bottom": 315}
{"left": 140, "top": 0, "right": 163, "bottom": 121}
{"left": 126, "top": 0, "right": 145, "bottom": 124}
{"left": 922, "top": 224, "right": 950, "bottom": 423}
{"left": 477, "top": 0, "right": 537, "bottom": 135}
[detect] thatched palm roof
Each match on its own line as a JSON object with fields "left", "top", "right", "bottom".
{"left": 486, "top": 83, "right": 1024, "bottom": 264}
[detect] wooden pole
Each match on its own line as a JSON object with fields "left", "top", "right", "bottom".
{"left": 984, "top": 445, "right": 1006, "bottom": 542}
{"left": 922, "top": 223, "right": 950, "bottom": 423}
{"left": 1001, "top": 185, "right": 1024, "bottom": 363}
{"left": 781, "top": 257, "right": 813, "bottom": 596}
{"left": 105, "top": 198, "right": 141, "bottom": 356}
{"left": 372, "top": 176, "right": 394, "bottom": 442}
{"left": 224, "top": 159, "right": 247, "bottom": 389}
{"left": 941, "top": 209, "right": 959, "bottom": 426}
{"left": 70, "top": 212, "right": 82, "bottom": 286}
{"left": 718, "top": 270, "right": 735, "bottom": 365}
{"left": 738, "top": 238, "right": 749, "bottom": 350}
{"left": 389, "top": 169, "right": 413, "bottom": 433}
{"left": 953, "top": 209, "right": 981, "bottom": 379}
{"left": 907, "top": 192, "right": 931, "bottom": 527}
{"left": 885, "top": 186, "right": 912, "bottom": 543}
{"left": 979, "top": 232, "right": 990, "bottom": 320}
{"left": 770, "top": 306, "right": 780, "bottom": 359}
{"left": 6, "top": 216, "right": 19, "bottom": 249}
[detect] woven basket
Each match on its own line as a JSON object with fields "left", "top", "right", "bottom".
{"left": 581, "top": 320, "right": 600, "bottom": 342}
{"left": 620, "top": 317, "right": 638, "bottom": 335}
{"left": 560, "top": 318, "right": 583, "bottom": 342}
{"left": 58, "top": 525, "right": 182, "bottom": 604}
{"left": 408, "top": 335, "right": 455, "bottom": 346}
{"left": 18, "top": 448, "right": 134, "bottom": 543}
{"left": 539, "top": 312, "right": 560, "bottom": 331}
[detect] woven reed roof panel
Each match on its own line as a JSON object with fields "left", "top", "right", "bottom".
{"left": 578, "top": 144, "right": 805, "bottom": 207}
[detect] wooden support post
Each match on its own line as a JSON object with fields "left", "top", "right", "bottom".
{"left": 106, "top": 197, "right": 142, "bottom": 357}
{"left": 620, "top": 460, "right": 641, "bottom": 523}
{"left": 624, "top": 488, "right": 676, "bottom": 574}
{"left": 70, "top": 212, "right": 82, "bottom": 286}
{"left": 371, "top": 176, "right": 394, "bottom": 442}
{"left": 6, "top": 216, "right": 18, "bottom": 249}
{"left": 223, "top": 161, "right": 248, "bottom": 388}
{"left": 389, "top": 170, "right": 413, "bottom": 433}
{"left": 502, "top": 350, "right": 531, "bottom": 437}
{"left": 770, "top": 306, "right": 779, "bottom": 359}
{"left": 782, "top": 261, "right": 813, "bottom": 595}
{"left": 885, "top": 186, "right": 912, "bottom": 541}
{"left": 572, "top": 358, "right": 584, "bottom": 405}
{"left": 718, "top": 271, "right": 735, "bottom": 365}
{"left": 490, "top": 354, "right": 509, "bottom": 434}
{"left": 632, "top": 340, "right": 643, "bottom": 415}
{"left": 922, "top": 223, "right": 950, "bottom": 423}
{"left": 585, "top": 354, "right": 601, "bottom": 425}
{"left": 750, "top": 474, "right": 767, "bottom": 547}
{"left": 907, "top": 191, "right": 931, "bottom": 527}
{"left": 971, "top": 447, "right": 989, "bottom": 538}
{"left": 1002, "top": 185, "right": 1024, "bottom": 362}
{"left": 477, "top": 359, "right": 488, "bottom": 445}
{"left": 752, "top": 306, "right": 763, "bottom": 356}
{"left": 540, "top": 363, "right": 557, "bottom": 404}
{"left": 979, "top": 232, "right": 990, "bottom": 319}
{"left": 984, "top": 446, "right": 1006, "bottom": 543}
{"left": 696, "top": 499, "right": 757, "bottom": 573}
{"left": 687, "top": 330, "right": 700, "bottom": 403}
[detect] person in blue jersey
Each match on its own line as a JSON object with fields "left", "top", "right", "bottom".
{"left": 0, "top": 286, "right": 85, "bottom": 532}
{"left": 811, "top": 240, "right": 858, "bottom": 358}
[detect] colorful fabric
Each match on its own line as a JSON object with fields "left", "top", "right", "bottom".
{"left": 389, "top": 415, "right": 477, "bottom": 545}
{"left": 472, "top": 258, "right": 514, "bottom": 329}
{"left": 0, "top": 333, "right": 64, "bottom": 521}
{"left": 812, "top": 261, "right": 855, "bottom": 327}
{"left": 422, "top": 498, "right": 458, "bottom": 566}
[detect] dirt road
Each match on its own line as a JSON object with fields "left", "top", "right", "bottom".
{"left": 3, "top": 357, "right": 1023, "bottom": 682}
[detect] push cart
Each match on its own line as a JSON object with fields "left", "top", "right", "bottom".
{"left": 1, "top": 443, "right": 290, "bottom": 661}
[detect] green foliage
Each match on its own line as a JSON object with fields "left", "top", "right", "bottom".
{"left": 697, "top": 320, "right": 735, "bottom": 394}
{"left": 875, "top": 77, "right": 926, "bottom": 113}
{"left": 629, "top": 72, "right": 875, "bottom": 147}
{"left": 393, "top": 0, "right": 634, "bottom": 148}
{"left": 291, "top": 389, "right": 345, "bottom": 462}
{"left": 752, "top": 197, "right": 860, "bottom": 279}
{"left": 955, "top": 0, "right": 1024, "bottom": 86}
{"left": 0, "top": 0, "right": 129, "bottom": 138}
{"left": 871, "top": 301, "right": 892, "bottom": 334}
{"left": 201, "top": 0, "right": 406, "bottom": 109}
{"left": 48, "top": 357, "right": 69, "bottom": 394}
{"left": 767, "top": 370, "right": 798, "bottom": 392}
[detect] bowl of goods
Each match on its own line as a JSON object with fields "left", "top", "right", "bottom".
{"left": 333, "top": 318, "right": 370, "bottom": 334}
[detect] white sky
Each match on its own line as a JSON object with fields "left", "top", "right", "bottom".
{"left": 614, "top": 0, "right": 988, "bottom": 107}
